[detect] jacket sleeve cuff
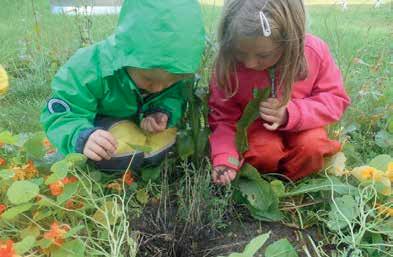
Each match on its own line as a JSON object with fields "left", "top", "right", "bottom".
{"left": 75, "top": 127, "right": 100, "bottom": 153}
{"left": 212, "top": 154, "right": 241, "bottom": 171}
{"left": 279, "top": 100, "right": 302, "bottom": 131}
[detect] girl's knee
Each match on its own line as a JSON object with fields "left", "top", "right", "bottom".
{"left": 244, "top": 141, "right": 285, "bottom": 171}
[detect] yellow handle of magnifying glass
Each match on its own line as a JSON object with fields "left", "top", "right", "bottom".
{"left": 0, "top": 65, "right": 9, "bottom": 96}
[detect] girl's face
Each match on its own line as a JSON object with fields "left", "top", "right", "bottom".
{"left": 127, "top": 68, "right": 192, "bottom": 93}
{"left": 233, "top": 36, "right": 283, "bottom": 71}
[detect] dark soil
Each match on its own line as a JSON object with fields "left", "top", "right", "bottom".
{"left": 131, "top": 201, "right": 330, "bottom": 257}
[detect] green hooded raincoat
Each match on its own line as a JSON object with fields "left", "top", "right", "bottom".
{"left": 40, "top": 0, "right": 205, "bottom": 155}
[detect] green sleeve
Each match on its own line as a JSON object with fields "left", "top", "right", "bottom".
{"left": 40, "top": 50, "right": 104, "bottom": 155}
{"left": 144, "top": 81, "right": 191, "bottom": 128}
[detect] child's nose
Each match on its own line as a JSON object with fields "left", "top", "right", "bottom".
{"left": 243, "top": 57, "right": 259, "bottom": 69}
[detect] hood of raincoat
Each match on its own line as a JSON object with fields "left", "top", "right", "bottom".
{"left": 109, "top": 0, "right": 206, "bottom": 74}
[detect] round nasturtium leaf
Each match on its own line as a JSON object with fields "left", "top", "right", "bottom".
{"left": 7, "top": 181, "right": 40, "bottom": 205}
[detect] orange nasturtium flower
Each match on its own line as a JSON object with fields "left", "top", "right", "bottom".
{"left": 0, "top": 240, "right": 20, "bottom": 257}
{"left": 43, "top": 138, "right": 57, "bottom": 154}
{"left": 351, "top": 166, "right": 392, "bottom": 195}
{"left": 12, "top": 160, "right": 39, "bottom": 181}
{"left": 0, "top": 157, "right": 6, "bottom": 166}
{"left": 0, "top": 204, "right": 7, "bottom": 215}
{"left": 122, "top": 171, "right": 134, "bottom": 185}
{"left": 49, "top": 176, "right": 78, "bottom": 196}
{"left": 65, "top": 197, "right": 84, "bottom": 210}
{"left": 43, "top": 222, "right": 71, "bottom": 247}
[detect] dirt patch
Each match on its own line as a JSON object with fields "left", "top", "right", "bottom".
{"left": 131, "top": 201, "right": 330, "bottom": 257}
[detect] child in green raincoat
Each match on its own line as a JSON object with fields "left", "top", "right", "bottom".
{"left": 40, "top": 0, "right": 205, "bottom": 168}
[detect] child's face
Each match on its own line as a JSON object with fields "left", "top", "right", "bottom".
{"left": 127, "top": 68, "right": 192, "bottom": 93}
{"left": 233, "top": 36, "right": 283, "bottom": 71}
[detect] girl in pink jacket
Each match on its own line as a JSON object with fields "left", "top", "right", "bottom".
{"left": 208, "top": 0, "right": 351, "bottom": 185}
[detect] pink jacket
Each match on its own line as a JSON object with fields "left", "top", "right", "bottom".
{"left": 208, "top": 34, "right": 351, "bottom": 171}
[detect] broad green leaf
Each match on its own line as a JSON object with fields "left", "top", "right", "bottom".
{"left": 176, "top": 131, "right": 195, "bottom": 160}
{"left": 327, "top": 195, "right": 360, "bottom": 231}
{"left": 126, "top": 142, "right": 153, "bottom": 152}
{"left": 7, "top": 181, "right": 39, "bottom": 204}
{"left": 51, "top": 239, "right": 85, "bottom": 257}
{"left": 23, "top": 132, "right": 46, "bottom": 159}
{"left": 195, "top": 127, "right": 210, "bottom": 158}
{"left": 65, "top": 153, "right": 87, "bottom": 167}
{"left": 1, "top": 203, "right": 33, "bottom": 220}
{"left": 57, "top": 182, "right": 79, "bottom": 204}
{"left": 271, "top": 180, "right": 285, "bottom": 198}
{"left": 93, "top": 201, "right": 120, "bottom": 226}
{"left": 14, "top": 236, "right": 36, "bottom": 255}
{"left": 136, "top": 189, "right": 149, "bottom": 205}
{"left": 51, "top": 159, "right": 71, "bottom": 174}
{"left": 0, "top": 169, "right": 15, "bottom": 180}
{"left": 284, "top": 177, "right": 357, "bottom": 197}
{"left": 218, "top": 232, "right": 271, "bottom": 257}
{"left": 375, "top": 130, "right": 393, "bottom": 149}
{"left": 33, "top": 210, "right": 53, "bottom": 222}
{"left": 45, "top": 167, "right": 68, "bottom": 185}
{"left": 0, "top": 131, "right": 17, "bottom": 145}
{"left": 236, "top": 164, "right": 282, "bottom": 221}
{"left": 265, "top": 239, "right": 298, "bottom": 257}
{"left": 369, "top": 154, "right": 393, "bottom": 171}
{"left": 20, "top": 225, "right": 40, "bottom": 239}
{"left": 236, "top": 87, "right": 271, "bottom": 154}
{"left": 141, "top": 166, "right": 161, "bottom": 182}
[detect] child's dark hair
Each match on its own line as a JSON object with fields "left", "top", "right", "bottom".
{"left": 215, "top": 0, "right": 308, "bottom": 103}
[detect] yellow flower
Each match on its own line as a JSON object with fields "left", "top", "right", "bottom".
{"left": 385, "top": 162, "right": 393, "bottom": 182}
{"left": 351, "top": 166, "right": 391, "bottom": 195}
{"left": 0, "top": 65, "right": 9, "bottom": 96}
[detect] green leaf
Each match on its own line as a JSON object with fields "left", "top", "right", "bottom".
{"left": 65, "top": 225, "right": 85, "bottom": 239}
{"left": 7, "top": 181, "right": 39, "bottom": 204}
{"left": 271, "top": 180, "right": 285, "bottom": 198}
{"left": 45, "top": 167, "right": 68, "bottom": 185}
{"left": 369, "top": 154, "right": 393, "bottom": 171}
{"left": 141, "top": 166, "right": 161, "bottom": 182}
{"left": 65, "top": 153, "right": 87, "bottom": 167}
{"left": 51, "top": 239, "right": 85, "bottom": 257}
{"left": 235, "top": 164, "right": 282, "bottom": 221}
{"left": 284, "top": 177, "right": 357, "bottom": 197}
{"left": 57, "top": 182, "right": 79, "bottom": 204}
{"left": 265, "top": 239, "right": 298, "bottom": 257}
{"left": 0, "top": 169, "right": 15, "bottom": 180}
{"left": 0, "top": 131, "right": 17, "bottom": 145}
{"left": 195, "top": 127, "right": 210, "bottom": 158}
{"left": 218, "top": 232, "right": 271, "bottom": 257}
{"left": 14, "top": 236, "right": 36, "bottom": 255}
{"left": 93, "top": 201, "right": 120, "bottom": 226}
{"left": 23, "top": 132, "right": 46, "bottom": 159}
{"left": 327, "top": 195, "right": 360, "bottom": 231}
{"left": 1, "top": 203, "right": 33, "bottom": 220}
{"left": 51, "top": 159, "right": 71, "bottom": 174}
{"left": 126, "top": 142, "right": 153, "bottom": 152}
{"left": 387, "top": 118, "right": 393, "bottom": 134}
{"left": 176, "top": 131, "right": 195, "bottom": 160}
{"left": 236, "top": 87, "right": 271, "bottom": 154}
{"left": 136, "top": 189, "right": 149, "bottom": 205}
{"left": 375, "top": 130, "right": 393, "bottom": 149}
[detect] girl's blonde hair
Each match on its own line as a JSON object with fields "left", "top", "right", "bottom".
{"left": 215, "top": 0, "right": 308, "bottom": 103}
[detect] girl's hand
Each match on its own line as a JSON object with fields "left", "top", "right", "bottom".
{"left": 212, "top": 166, "right": 237, "bottom": 185}
{"left": 83, "top": 130, "right": 118, "bottom": 161}
{"left": 141, "top": 112, "right": 168, "bottom": 133}
{"left": 259, "top": 98, "right": 288, "bottom": 131}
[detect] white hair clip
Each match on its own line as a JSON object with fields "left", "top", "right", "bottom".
{"left": 259, "top": 11, "right": 271, "bottom": 37}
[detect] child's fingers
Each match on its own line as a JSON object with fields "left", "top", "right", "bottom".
{"left": 228, "top": 170, "right": 237, "bottom": 181}
{"left": 93, "top": 135, "right": 117, "bottom": 154}
{"left": 259, "top": 106, "right": 278, "bottom": 116}
{"left": 83, "top": 148, "right": 102, "bottom": 161}
{"left": 263, "top": 122, "right": 280, "bottom": 131}
{"left": 98, "top": 130, "right": 118, "bottom": 149}
{"left": 149, "top": 118, "right": 162, "bottom": 132}
{"left": 89, "top": 143, "right": 112, "bottom": 160}
{"left": 260, "top": 113, "right": 279, "bottom": 124}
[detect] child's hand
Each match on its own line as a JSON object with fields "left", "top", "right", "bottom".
{"left": 212, "top": 166, "right": 237, "bottom": 185}
{"left": 259, "top": 98, "right": 288, "bottom": 131}
{"left": 83, "top": 130, "right": 118, "bottom": 161}
{"left": 141, "top": 112, "right": 168, "bottom": 133}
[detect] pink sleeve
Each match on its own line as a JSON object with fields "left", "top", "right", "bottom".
{"left": 280, "top": 42, "right": 351, "bottom": 132}
{"left": 208, "top": 76, "right": 242, "bottom": 171}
